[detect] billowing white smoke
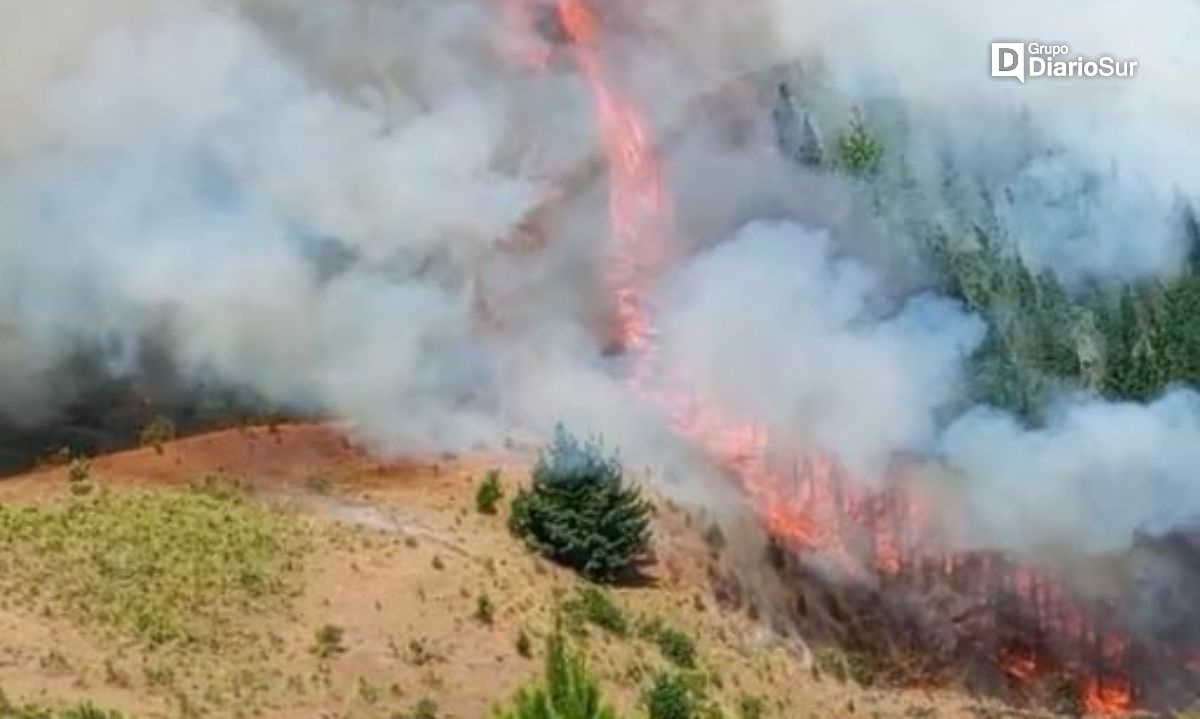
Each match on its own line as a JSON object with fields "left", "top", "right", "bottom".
{"left": 941, "top": 391, "right": 1200, "bottom": 554}
{"left": 656, "top": 221, "right": 984, "bottom": 479}
{"left": 0, "top": 1, "right": 545, "bottom": 446}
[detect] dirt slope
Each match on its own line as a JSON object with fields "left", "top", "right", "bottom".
{"left": 0, "top": 423, "right": 1035, "bottom": 719}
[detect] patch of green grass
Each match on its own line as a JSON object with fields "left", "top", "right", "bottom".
{"left": 0, "top": 489, "right": 303, "bottom": 648}
{"left": 563, "top": 586, "right": 628, "bottom": 637}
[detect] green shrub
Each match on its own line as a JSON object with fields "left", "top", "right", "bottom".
{"left": 493, "top": 631, "right": 617, "bottom": 719}
{"left": 475, "top": 593, "right": 496, "bottom": 625}
{"left": 516, "top": 629, "right": 533, "bottom": 658}
{"left": 407, "top": 698, "right": 438, "bottom": 719}
{"left": 835, "top": 113, "right": 883, "bottom": 176}
{"left": 737, "top": 694, "right": 766, "bottom": 719}
{"left": 639, "top": 618, "right": 696, "bottom": 669}
{"left": 563, "top": 587, "right": 628, "bottom": 637}
{"left": 643, "top": 674, "right": 695, "bottom": 719}
{"left": 66, "top": 457, "right": 93, "bottom": 496}
{"left": 476, "top": 470, "right": 504, "bottom": 514}
{"left": 312, "top": 624, "right": 346, "bottom": 659}
{"left": 139, "top": 414, "right": 176, "bottom": 455}
{"left": 509, "top": 426, "right": 652, "bottom": 582}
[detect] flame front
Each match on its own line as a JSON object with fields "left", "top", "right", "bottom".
{"left": 506, "top": 1, "right": 1151, "bottom": 712}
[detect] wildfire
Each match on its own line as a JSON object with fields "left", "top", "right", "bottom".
{"left": 1082, "top": 675, "right": 1134, "bottom": 716}
{"left": 506, "top": 0, "right": 1157, "bottom": 711}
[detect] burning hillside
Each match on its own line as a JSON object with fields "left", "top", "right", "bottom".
{"left": 500, "top": 0, "right": 1200, "bottom": 713}
{"left": 2, "top": 0, "right": 1200, "bottom": 714}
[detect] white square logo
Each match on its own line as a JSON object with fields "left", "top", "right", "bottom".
{"left": 991, "top": 42, "right": 1026, "bottom": 83}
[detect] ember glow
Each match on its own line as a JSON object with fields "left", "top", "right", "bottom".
{"left": 510, "top": 0, "right": 1190, "bottom": 713}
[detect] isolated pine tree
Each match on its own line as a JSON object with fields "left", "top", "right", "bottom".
{"left": 494, "top": 631, "right": 618, "bottom": 719}
{"left": 509, "top": 426, "right": 652, "bottom": 583}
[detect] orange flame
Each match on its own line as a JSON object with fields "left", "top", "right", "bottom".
{"left": 999, "top": 643, "right": 1038, "bottom": 683}
{"left": 1082, "top": 675, "right": 1133, "bottom": 716}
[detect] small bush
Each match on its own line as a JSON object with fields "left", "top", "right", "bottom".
{"left": 639, "top": 618, "right": 696, "bottom": 669}
{"left": 139, "top": 414, "right": 177, "bottom": 455}
{"left": 312, "top": 625, "right": 346, "bottom": 659}
{"left": 399, "top": 698, "right": 438, "bottom": 719}
{"left": 737, "top": 694, "right": 766, "bottom": 719}
{"left": 475, "top": 470, "right": 504, "bottom": 514}
{"left": 644, "top": 673, "right": 695, "bottom": 719}
{"left": 563, "top": 587, "right": 628, "bottom": 637}
{"left": 516, "top": 629, "right": 533, "bottom": 658}
{"left": 509, "top": 426, "right": 653, "bottom": 582}
{"left": 407, "top": 638, "right": 442, "bottom": 666}
{"left": 702, "top": 523, "right": 725, "bottom": 557}
{"left": 656, "top": 628, "right": 697, "bottom": 669}
{"left": 475, "top": 593, "right": 495, "bottom": 625}
{"left": 66, "top": 457, "right": 93, "bottom": 496}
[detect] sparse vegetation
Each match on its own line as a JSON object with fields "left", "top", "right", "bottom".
{"left": 0, "top": 691, "right": 127, "bottom": 719}
{"left": 475, "top": 469, "right": 504, "bottom": 514}
{"left": 0, "top": 489, "right": 302, "bottom": 647}
{"left": 494, "top": 631, "right": 617, "bottom": 719}
{"left": 563, "top": 586, "right": 628, "bottom": 637}
{"left": 407, "top": 638, "right": 442, "bottom": 667}
{"left": 813, "top": 646, "right": 879, "bottom": 686}
{"left": 305, "top": 472, "right": 334, "bottom": 495}
{"left": 509, "top": 426, "right": 653, "bottom": 583}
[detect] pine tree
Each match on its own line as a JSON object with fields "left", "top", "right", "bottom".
{"left": 509, "top": 427, "right": 653, "bottom": 583}
{"left": 494, "top": 631, "right": 618, "bottom": 719}
{"left": 836, "top": 111, "right": 884, "bottom": 176}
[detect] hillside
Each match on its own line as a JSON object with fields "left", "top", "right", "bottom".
{"left": 0, "top": 424, "right": 1033, "bottom": 719}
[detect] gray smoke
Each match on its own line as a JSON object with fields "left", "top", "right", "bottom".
{"left": 2, "top": 0, "right": 1200, "bottom": 564}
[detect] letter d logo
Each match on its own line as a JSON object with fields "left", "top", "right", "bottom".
{"left": 991, "top": 42, "right": 1025, "bottom": 83}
